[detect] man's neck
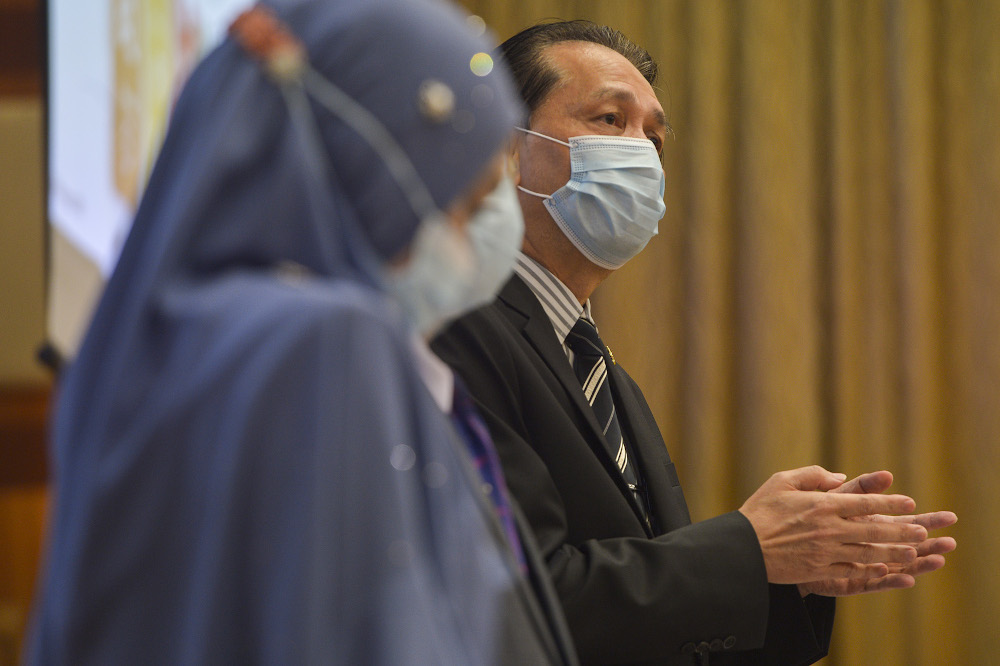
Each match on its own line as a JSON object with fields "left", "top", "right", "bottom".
{"left": 521, "top": 243, "right": 611, "bottom": 305}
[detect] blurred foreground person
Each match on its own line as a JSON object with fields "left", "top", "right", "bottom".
{"left": 28, "top": 1, "right": 576, "bottom": 663}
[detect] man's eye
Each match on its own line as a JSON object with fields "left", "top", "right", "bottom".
{"left": 601, "top": 113, "right": 617, "bottom": 125}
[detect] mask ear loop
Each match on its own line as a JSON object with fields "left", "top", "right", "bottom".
{"left": 515, "top": 126, "right": 571, "bottom": 148}
{"left": 230, "top": 7, "right": 380, "bottom": 283}
{"left": 285, "top": 82, "right": 383, "bottom": 277}
{"left": 229, "top": 6, "right": 445, "bottom": 285}
{"left": 513, "top": 126, "right": 571, "bottom": 199}
{"left": 298, "top": 69, "right": 441, "bottom": 226}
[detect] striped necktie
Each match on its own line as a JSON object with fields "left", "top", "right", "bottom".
{"left": 566, "top": 317, "right": 649, "bottom": 525}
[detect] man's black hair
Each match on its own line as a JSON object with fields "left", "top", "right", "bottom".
{"left": 498, "top": 20, "right": 658, "bottom": 116}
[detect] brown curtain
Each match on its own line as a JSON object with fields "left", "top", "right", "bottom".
{"left": 454, "top": 1, "right": 999, "bottom": 663}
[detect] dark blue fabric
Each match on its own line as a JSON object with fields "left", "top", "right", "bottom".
{"left": 26, "top": 1, "right": 554, "bottom": 664}
{"left": 451, "top": 378, "right": 527, "bottom": 572}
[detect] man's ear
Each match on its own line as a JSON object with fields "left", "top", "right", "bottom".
{"left": 507, "top": 137, "right": 521, "bottom": 186}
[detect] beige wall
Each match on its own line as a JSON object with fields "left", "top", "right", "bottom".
{"left": 0, "top": 95, "right": 49, "bottom": 666}
{"left": 0, "top": 98, "right": 46, "bottom": 386}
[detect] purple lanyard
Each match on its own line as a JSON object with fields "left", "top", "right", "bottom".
{"left": 451, "top": 380, "right": 528, "bottom": 573}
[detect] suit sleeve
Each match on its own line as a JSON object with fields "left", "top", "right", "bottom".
{"left": 433, "top": 308, "right": 833, "bottom": 665}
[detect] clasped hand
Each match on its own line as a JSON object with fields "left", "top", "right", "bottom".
{"left": 738, "top": 466, "right": 957, "bottom": 597}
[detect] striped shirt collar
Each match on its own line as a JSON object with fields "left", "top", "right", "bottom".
{"left": 514, "top": 253, "right": 592, "bottom": 346}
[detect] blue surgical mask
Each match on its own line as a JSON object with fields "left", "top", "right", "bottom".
{"left": 516, "top": 127, "right": 666, "bottom": 269}
{"left": 387, "top": 173, "right": 523, "bottom": 336}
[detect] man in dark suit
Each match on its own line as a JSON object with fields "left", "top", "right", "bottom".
{"left": 433, "top": 20, "right": 957, "bottom": 665}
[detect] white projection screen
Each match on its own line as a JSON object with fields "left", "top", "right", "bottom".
{"left": 46, "top": 0, "right": 252, "bottom": 362}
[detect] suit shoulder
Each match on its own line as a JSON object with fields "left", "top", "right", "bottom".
{"left": 433, "top": 299, "right": 517, "bottom": 360}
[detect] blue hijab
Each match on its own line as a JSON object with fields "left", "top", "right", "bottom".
{"left": 28, "top": 1, "right": 567, "bottom": 663}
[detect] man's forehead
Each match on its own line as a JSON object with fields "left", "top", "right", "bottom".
{"left": 545, "top": 40, "right": 641, "bottom": 73}
{"left": 544, "top": 42, "right": 658, "bottom": 96}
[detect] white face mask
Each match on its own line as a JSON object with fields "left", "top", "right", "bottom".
{"left": 387, "top": 173, "right": 523, "bottom": 337}
{"left": 464, "top": 173, "right": 525, "bottom": 311}
{"left": 516, "top": 127, "right": 666, "bottom": 269}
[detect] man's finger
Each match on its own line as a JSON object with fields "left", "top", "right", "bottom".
{"left": 862, "top": 573, "right": 917, "bottom": 593}
{"left": 833, "top": 493, "right": 916, "bottom": 518}
{"left": 897, "top": 511, "right": 958, "bottom": 530}
{"left": 844, "top": 519, "right": 927, "bottom": 544}
{"left": 887, "top": 553, "right": 948, "bottom": 577}
{"left": 825, "top": 561, "right": 889, "bottom": 580}
{"left": 908, "top": 554, "right": 948, "bottom": 576}
{"left": 803, "top": 571, "right": 919, "bottom": 597}
{"left": 831, "top": 470, "right": 893, "bottom": 495}
{"left": 836, "top": 542, "right": 918, "bottom": 566}
{"left": 855, "top": 511, "right": 957, "bottom": 528}
{"left": 915, "top": 536, "right": 957, "bottom": 557}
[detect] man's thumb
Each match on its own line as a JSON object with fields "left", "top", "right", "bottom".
{"left": 785, "top": 465, "right": 847, "bottom": 491}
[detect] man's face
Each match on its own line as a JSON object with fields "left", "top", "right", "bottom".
{"left": 514, "top": 40, "right": 668, "bottom": 231}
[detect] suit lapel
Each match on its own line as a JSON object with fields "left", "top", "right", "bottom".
{"left": 498, "top": 277, "right": 652, "bottom": 535}
{"left": 607, "top": 365, "right": 692, "bottom": 533}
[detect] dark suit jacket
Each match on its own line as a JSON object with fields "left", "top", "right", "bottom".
{"left": 433, "top": 275, "right": 835, "bottom": 665}
{"left": 509, "top": 499, "right": 582, "bottom": 666}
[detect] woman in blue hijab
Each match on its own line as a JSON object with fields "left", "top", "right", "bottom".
{"left": 28, "top": 1, "right": 574, "bottom": 663}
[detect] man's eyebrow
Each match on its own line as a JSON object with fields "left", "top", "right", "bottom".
{"left": 592, "top": 86, "right": 670, "bottom": 134}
